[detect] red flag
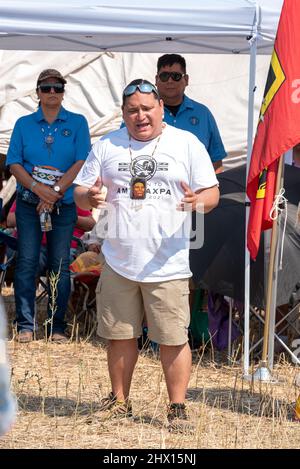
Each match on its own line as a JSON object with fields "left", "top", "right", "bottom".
{"left": 246, "top": 0, "right": 300, "bottom": 259}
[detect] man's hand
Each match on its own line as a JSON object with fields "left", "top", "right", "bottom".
{"left": 87, "top": 177, "right": 107, "bottom": 209}
{"left": 177, "top": 181, "right": 219, "bottom": 213}
{"left": 177, "top": 181, "right": 200, "bottom": 212}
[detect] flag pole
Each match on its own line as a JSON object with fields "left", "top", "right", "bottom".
{"left": 252, "top": 154, "right": 284, "bottom": 381}
{"left": 267, "top": 162, "right": 284, "bottom": 369}
{"left": 243, "top": 19, "right": 258, "bottom": 378}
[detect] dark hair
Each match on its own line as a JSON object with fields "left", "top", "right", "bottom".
{"left": 122, "top": 78, "right": 160, "bottom": 105}
{"left": 157, "top": 54, "right": 186, "bottom": 73}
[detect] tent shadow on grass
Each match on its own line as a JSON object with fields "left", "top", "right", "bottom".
{"left": 187, "top": 386, "right": 296, "bottom": 421}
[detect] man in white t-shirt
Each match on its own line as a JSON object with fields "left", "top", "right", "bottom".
{"left": 74, "top": 79, "right": 219, "bottom": 432}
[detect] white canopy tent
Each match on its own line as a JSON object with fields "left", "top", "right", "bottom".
{"left": 0, "top": 0, "right": 285, "bottom": 375}
{"left": 0, "top": 0, "right": 282, "bottom": 54}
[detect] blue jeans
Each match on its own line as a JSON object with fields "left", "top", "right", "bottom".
{"left": 15, "top": 197, "right": 77, "bottom": 334}
{"left": 39, "top": 246, "right": 78, "bottom": 276}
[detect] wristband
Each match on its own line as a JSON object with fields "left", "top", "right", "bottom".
{"left": 30, "top": 180, "right": 38, "bottom": 192}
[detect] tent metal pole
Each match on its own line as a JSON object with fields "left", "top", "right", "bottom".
{"left": 243, "top": 32, "right": 257, "bottom": 378}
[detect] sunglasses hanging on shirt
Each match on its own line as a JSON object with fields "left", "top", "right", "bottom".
{"left": 38, "top": 83, "right": 65, "bottom": 94}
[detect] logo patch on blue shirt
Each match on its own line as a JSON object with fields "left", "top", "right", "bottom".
{"left": 189, "top": 116, "right": 199, "bottom": 126}
{"left": 61, "top": 128, "right": 72, "bottom": 137}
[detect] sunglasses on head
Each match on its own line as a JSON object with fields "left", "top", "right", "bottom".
{"left": 158, "top": 72, "right": 186, "bottom": 82}
{"left": 38, "top": 83, "right": 65, "bottom": 94}
{"left": 123, "top": 83, "right": 159, "bottom": 98}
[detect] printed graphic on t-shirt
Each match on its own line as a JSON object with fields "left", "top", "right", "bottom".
{"left": 131, "top": 155, "right": 156, "bottom": 180}
{"left": 117, "top": 183, "right": 171, "bottom": 198}
{"left": 118, "top": 155, "right": 168, "bottom": 181}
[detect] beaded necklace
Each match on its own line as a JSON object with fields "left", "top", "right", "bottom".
{"left": 41, "top": 124, "right": 59, "bottom": 156}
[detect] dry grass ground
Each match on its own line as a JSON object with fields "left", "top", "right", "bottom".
{"left": 1, "top": 289, "right": 300, "bottom": 449}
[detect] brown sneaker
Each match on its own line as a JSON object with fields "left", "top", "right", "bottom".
{"left": 101, "top": 392, "right": 133, "bottom": 419}
{"left": 98, "top": 392, "right": 118, "bottom": 411}
{"left": 50, "top": 333, "right": 69, "bottom": 344}
{"left": 86, "top": 392, "right": 133, "bottom": 423}
{"left": 167, "top": 403, "right": 195, "bottom": 434}
{"left": 17, "top": 330, "right": 33, "bottom": 343}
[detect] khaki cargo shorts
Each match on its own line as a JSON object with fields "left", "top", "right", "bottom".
{"left": 96, "top": 263, "right": 190, "bottom": 346}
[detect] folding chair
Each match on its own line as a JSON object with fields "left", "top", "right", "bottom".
{"left": 68, "top": 249, "right": 102, "bottom": 338}
{"left": 0, "top": 230, "right": 17, "bottom": 294}
{"left": 248, "top": 301, "right": 300, "bottom": 365}
{"left": 0, "top": 229, "right": 49, "bottom": 305}
{"left": 69, "top": 271, "right": 99, "bottom": 338}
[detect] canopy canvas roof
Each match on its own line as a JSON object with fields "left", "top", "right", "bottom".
{"left": 0, "top": 0, "right": 283, "bottom": 54}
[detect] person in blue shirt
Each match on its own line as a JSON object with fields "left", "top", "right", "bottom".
{"left": 6, "top": 69, "right": 91, "bottom": 343}
{"left": 156, "top": 54, "right": 226, "bottom": 173}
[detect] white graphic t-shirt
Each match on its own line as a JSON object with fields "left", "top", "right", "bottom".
{"left": 74, "top": 124, "right": 218, "bottom": 282}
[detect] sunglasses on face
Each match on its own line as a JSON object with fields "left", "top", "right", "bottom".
{"left": 38, "top": 83, "right": 65, "bottom": 94}
{"left": 123, "top": 83, "right": 159, "bottom": 98}
{"left": 158, "top": 72, "right": 186, "bottom": 82}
